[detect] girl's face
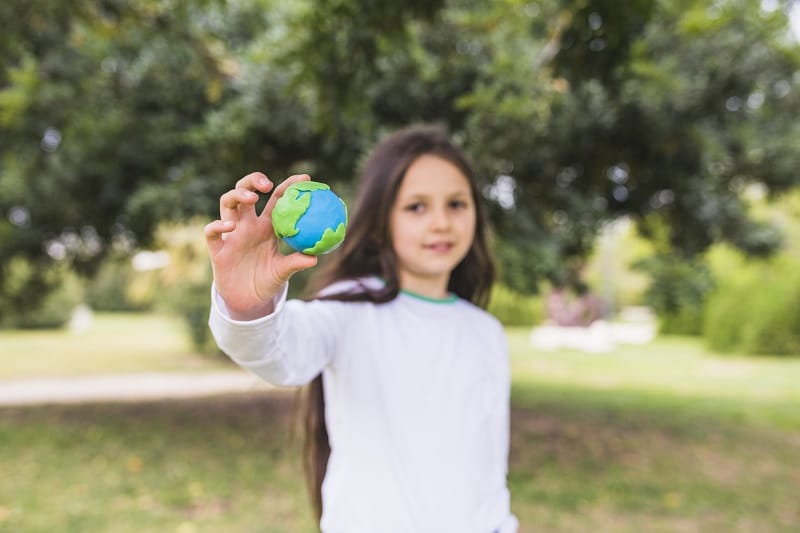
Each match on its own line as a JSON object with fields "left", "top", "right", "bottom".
{"left": 389, "top": 154, "right": 477, "bottom": 298}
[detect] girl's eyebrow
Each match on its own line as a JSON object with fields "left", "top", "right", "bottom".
{"left": 400, "top": 190, "right": 470, "bottom": 200}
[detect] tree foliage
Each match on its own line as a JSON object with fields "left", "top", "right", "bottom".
{"left": 1, "top": 0, "right": 799, "bottom": 321}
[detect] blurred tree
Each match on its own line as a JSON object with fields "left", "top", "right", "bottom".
{"left": 0, "top": 0, "right": 229, "bottom": 321}
{"left": 464, "top": 0, "right": 800, "bottom": 290}
{"left": 0, "top": 0, "right": 241, "bottom": 253}
{"left": 1, "top": 0, "right": 799, "bottom": 324}
{"left": 250, "top": 0, "right": 800, "bottom": 291}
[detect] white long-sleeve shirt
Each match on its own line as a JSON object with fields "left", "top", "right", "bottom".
{"left": 209, "top": 278, "right": 518, "bottom": 533}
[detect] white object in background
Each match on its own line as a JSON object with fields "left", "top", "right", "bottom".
{"left": 69, "top": 304, "right": 94, "bottom": 334}
{"left": 530, "top": 321, "right": 617, "bottom": 353}
{"left": 530, "top": 307, "right": 657, "bottom": 353}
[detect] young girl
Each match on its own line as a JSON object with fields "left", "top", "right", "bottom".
{"left": 205, "top": 124, "right": 518, "bottom": 533}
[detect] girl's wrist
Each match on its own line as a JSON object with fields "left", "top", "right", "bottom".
{"left": 227, "top": 294, "right": 279, "bottom": 320}
{"left": 214, "top": 279, "right": 284, "bottom": 321}
{"left": 228, "top": 302, "right": 275, "bottom": 321}
{"left": 225, "top": 283, "right": 286, "bottom": 321}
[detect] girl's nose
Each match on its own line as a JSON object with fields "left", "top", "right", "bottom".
{"left": 431, "top": 208, "right": 452, "bottom": 230}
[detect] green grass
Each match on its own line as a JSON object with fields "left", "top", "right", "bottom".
{"left": 507, "top": 327, "right": 800, "bottom": 430}
{"left": 508, "top": 402, "right": 799, "bottom": 532}
{"left": 0, "top": 393, "right": 316, "bottom": 533}
{"left": 1, "top": 318, "right": 799, "bottom": 531}
{"left": 0, "top": 313, "right": 233, "bottom": 379}
{"left": 505, "top": 327, "right": 800, "bottom": 531}
{"left": 508, "top": 327, "right": 800, "bottom": 399}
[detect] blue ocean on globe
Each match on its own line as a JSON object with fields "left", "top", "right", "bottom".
{"left": 283, "top": 189, "right": 345, "bottom": 251}
{"left": 269, "top": 180, "right": 349, "bottom": 255}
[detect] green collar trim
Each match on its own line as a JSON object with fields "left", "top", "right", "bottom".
{"left": 400, "top": 289, "right": 458, "bottom": 304}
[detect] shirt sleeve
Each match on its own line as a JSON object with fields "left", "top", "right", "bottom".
{"left": 208, "top": 283, "right": 343, "bottom": 387}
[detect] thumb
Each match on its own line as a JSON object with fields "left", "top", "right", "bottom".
{"left": 277, "top": 252, "right": 319, "bottom": 282}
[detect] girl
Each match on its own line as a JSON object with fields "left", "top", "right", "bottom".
{"left": 205, "top": 124, "right": 518, "bottom": 533}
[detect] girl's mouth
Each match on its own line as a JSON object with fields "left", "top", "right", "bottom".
{"left": 425, "top": 242, "right": 454, "bottom": 253}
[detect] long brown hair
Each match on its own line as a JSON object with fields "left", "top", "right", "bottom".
{"left": 299, "top": 123, "right": 495, "bottom": 522}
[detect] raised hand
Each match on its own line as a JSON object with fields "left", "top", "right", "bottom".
{"left": 204, "top": 172, "right": 319, "bottom": 320}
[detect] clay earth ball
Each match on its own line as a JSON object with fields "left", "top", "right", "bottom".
{"left": 271, "top": 181, "right": 348, "bottom": 255}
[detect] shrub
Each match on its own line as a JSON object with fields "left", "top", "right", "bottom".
{"left": 704, "top": 257, "right": 800, "bottom": 356}
{"left": 0, "top": 257, "right": 84, "bottom": 329}
{"left": 85, "top": 254, "right": 156, "bottom": 312}
{"left": 488, "top": 284, "right": 543, "bottom": 326}
{"left": 160, "top": 273, "right": 219, "bottom": 355}
{"left": 703, "top": 284, "right": 751, "bottom": 352}
{"left": 740, "top": 268, "right": 800, "bottom": 356}
{"left": 659, "top": 306, "right": 705, "bottom": 336}
{"left": 635, "top": 254, "right": 714, "bottom": 335}
{"left": 152, "top": 220, "right": 220, "bottom": 356}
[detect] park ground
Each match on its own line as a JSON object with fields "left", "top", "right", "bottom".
{"left": 1, "top": 313, "right": 799, "bottom": 532}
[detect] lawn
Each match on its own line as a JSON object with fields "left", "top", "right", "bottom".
{"left": 0, "top": 393, "right": 315, "bottom": 533}
{"left": 506, "top": 327, "right": 800, "bottom": 431}
{"left": 504, "top": 327, "right": 800, "bottom": 531}
{"left": 1, "top": 319, "right": 799, "bottom": 532}
{"left": 0, "top": 313, "right": 234, "bottom": 379}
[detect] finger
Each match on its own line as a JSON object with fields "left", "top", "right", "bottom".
{"left": 220, "top": 187, "right": 260, "bottom": 222}
{"left": 261, "top": 174, "right": 311, "bottom": 218}
{"left": 204, "top": 219, "right": 235, "bottom": 255}
{"left": 275, "top": 252, "right": 319, "bottom": 282}
{"left": 236, "top": 172, "right": 274, "bottom": 194}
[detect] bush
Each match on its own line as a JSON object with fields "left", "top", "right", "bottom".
{"left": 152, "top": 220, "right": 220, "bottom": 356}
{"left": 0, "top": 257, "right": 84, "bottom": 329}
{"left": 703, "top": 284, "right": 751, "bottom": 352}
{"left": 741, "top": 269, "right": 800, "bottom": 356}
{"left": 658, "top": 306, "right": 705, "bottom": 336}
{"left": 488, "top": 284, "right": 543, "bottom": 326}
{"left": 160, "top": 275, "right": 219, "bottom": 355}
{"left": 635, "top": 254, "right": 714, "bottom": 335}
{"left": 85, "top": 254, "right": 156, "bottom": 312}
{"left": 704, "top": 257, "right": 800, "bottom": 356}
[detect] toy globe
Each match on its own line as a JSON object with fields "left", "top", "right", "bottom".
{"left": 271, "top": 181, "right": 348, "bottom": 255}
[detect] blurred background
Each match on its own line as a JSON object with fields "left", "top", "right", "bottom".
{"left": 1, "top": 0, "right": 799, "bottom": 531}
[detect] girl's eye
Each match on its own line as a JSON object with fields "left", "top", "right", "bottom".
{"left": 449, "top": 200, "right": 468, "bottom": 209}
{"left": 405, "top": 202, "right": 425, "bottom": 213}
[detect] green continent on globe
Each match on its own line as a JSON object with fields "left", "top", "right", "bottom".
{"left": 271, "top": 181, "right": 330, "bottom": 239}
{"left": 303, "top": 222, "right": 347, "bottom": 255}
{"left": 271, "top": 181, "right": 348, "bottom": 256}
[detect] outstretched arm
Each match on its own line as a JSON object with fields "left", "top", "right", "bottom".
{"left": 204, "top": 172, "right": 319, "bottom": 320}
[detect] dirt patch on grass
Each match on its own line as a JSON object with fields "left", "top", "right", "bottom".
{"left": 509, "top": 403, "right": 800, "bottom": 485}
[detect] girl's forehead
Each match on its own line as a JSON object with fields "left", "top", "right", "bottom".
{"left": 398, "top": 154, "right": 471, "bottom": 195}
